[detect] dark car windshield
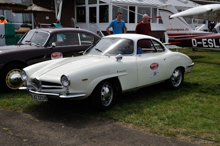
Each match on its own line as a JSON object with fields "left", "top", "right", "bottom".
{"left": 21, "top": 30, "right": 49, "bottom": 46}
{"left": 86, "top": 38, "right": 134, "bottom": 56}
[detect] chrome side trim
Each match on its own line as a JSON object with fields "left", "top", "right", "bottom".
{"left": 42, "top": 85, "right": 64, "bottom": 89}
{"left": 122, "top": 80, "right": 165, "bottom": 93}
{"left": 186, "top": 63, "right": 194, "bottom": 69}
{"left": 78, "top": 33, "right": 81, "bottom": 45}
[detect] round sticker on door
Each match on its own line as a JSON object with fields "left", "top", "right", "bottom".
{"left": 150, "top": 63, "right": 159, "bottom": 70}
{"left": 51, "top": 52, "right": 63, "bottom": 60}
{"left": 150, "top": 62, "right": 159, "bottom": 78}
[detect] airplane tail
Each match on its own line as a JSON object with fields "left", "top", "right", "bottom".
{"left": 159, "top": 6, "right": 211, "bottom": 39}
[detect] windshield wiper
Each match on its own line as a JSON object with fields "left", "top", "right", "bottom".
{"left": 35, "top": 43, "right": 41, "bottom": 47}
{"left": 31, "top": 43, "right": 41, "bottom": 47}
{"left": 95, "top": 48, "right": 110, "bottom": 57}
{"left": 24, "top": 40, "right": 31, "bottom": 45}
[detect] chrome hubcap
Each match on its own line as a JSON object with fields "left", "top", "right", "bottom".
{"left": 171, "top": 69, "right": 182, "bottom": 87}
{"left": 101, "top": 82, "right": 113, "bottom": 106}
{"left": 5, "top": 69, "right": 24, "bottom": 89}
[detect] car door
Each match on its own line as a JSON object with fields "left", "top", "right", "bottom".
{"left": 26, "top": 46, "right": 50, "bottom": 65}
{"left": 47, "top": 32, "right": 94, "bottom": 60}
{"left": 25, "top": 31, "right": 52, "bottom": 65}
{"left": 116, "top": 55, "right": 138, "bottom": 91}
{"left": 136, "top": 39, "right": 167, "bottom": 87}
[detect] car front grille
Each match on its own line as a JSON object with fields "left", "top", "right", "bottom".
{"left": 31, "top": 78, "right": 42, "bottom": 91}
{"left": 31, "top": 79, "right": 63, "bottom": 91}
{"left": 41, "top": 81, "right": 63, "bottom": 89}
{"left": 41, "top": 81, "right": 61, "bottom": 86}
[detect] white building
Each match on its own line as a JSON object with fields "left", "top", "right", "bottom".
{"left": 75, "top": 0, "right": 203, "bottom": 41}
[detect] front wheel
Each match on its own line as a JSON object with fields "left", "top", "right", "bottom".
{"left": 166, "top": 68, "right": 184, "bottom": 89}
{"left": 0, "top": 63, "right": 25, "bottom": 92}
{"left": 91, "top": 80, "right": 114, "bottom": 111}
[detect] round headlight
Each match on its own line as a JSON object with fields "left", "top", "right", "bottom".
{"left": 20, "top": 70, "right": 28, "bottom": 81}
{"left": 60, "top": 74, "right": 70, "bottom": 87}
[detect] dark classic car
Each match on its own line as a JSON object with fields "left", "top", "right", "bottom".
{"left": 0, "top": 28, "right": 101, "bottom": 92}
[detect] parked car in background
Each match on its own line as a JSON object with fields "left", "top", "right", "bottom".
{"left": 20, "top": 34, "right": 194, "bottom": 111}
{"left": 0, "top": 28, "right": 101, "bottom": 92}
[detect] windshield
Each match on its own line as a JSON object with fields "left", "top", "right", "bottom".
{"left": 21, "top": 30, "right": 49, "bottom": 46}
{"left": 86, "top": 38, "right": 134, "bottom": 56}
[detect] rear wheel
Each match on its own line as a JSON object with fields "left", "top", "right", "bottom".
{"left": 91, "top": 80, "right": 114, "bottom": 111}
{"left": 0, "top": 63, "right": 25, "bottom": 92}
{"left": 166, "top": 68, "right": 184, "bottom": 89}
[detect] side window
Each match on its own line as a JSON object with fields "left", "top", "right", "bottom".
{"left": 108, "top": 39, "right": 134, "bottom": 55}
{"left": 151, "top": 40, "right": 165, "bottom": 52}
{"left": 48, "top": 33, "right": 79, "bottom": 47}
{"left": 48, "top": 34, "right": 65, "bottom": 47}
{"left": 79, "top": 33, "right": 94, "bottom": 45}
{"left": 57, "top": 34, "right": 64, "bottom": 42}
{"left": 63, "top": 33, "right": 79, "bottom": 46}
{"left": 137, "top": 39, "right": 157, "bottom": 53}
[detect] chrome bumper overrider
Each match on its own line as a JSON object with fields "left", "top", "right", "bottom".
{"left": 186, "top": 63, "right": 194, "bottom": 69}
{"left": 19, "top": 87, "right": 86, "bottom": 98}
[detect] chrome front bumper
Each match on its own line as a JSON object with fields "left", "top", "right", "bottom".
{"left": 185, "top": 63, "right": 194, "bottom": 73}
{"left": 186, "top": 63, "right": 194, "bottom": 69}
{"left": 19, "top": 87, "right": 86, "bottom": 99}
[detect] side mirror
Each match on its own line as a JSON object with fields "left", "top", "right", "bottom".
{"left": 115, "top": 54, "right": 123, "bottom": 61}
{"left": 78, "top": 51, "right": 84, "bottom": 54}
{"left": 51, "top": 42, "right": 56, "bottom": 48}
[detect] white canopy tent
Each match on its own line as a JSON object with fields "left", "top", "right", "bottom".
{"left": 99, "top": 0, "right": 199, "bottom": 9}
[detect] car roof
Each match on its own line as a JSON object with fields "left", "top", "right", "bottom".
{"left": 30, "top": 27, "right": 98, "bottom": 35}
{"left": 104, "top": 34, "right": 159, "bottom": 42}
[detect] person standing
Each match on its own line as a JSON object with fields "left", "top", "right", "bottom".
{"left": 135, "top": 14, "right": 151, "bottom": 35}
{"left": 106, "top": 11, "right": 127, "bottom": 35}
{"left": 0, "top": 15, "right": 8, "bottom": 23}
{"left": 209, "top": 21, "right": 215, "bottom": 32}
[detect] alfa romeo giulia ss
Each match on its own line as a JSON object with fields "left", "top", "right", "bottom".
{"left": 0, "top": 28, "right": 100, "bottom": 92}
{"left": 20, "top": 34, "right": 194, "bottom": 111}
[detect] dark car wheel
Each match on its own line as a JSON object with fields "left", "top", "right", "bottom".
{"left": 0, "top": 63, "right": 25, "bottom": 92}
{"left": 91, "top": 80, "right": 114, "bottom": 111}
{"left": 166, "top": 68, "right": 184, "bottom": 89}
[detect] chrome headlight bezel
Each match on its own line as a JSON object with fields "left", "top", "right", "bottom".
{"left": 20, "top": 70, "right": 28, "bottom": 81}
{"left": 60, "top": 74, "right": 70, "bottom": 87}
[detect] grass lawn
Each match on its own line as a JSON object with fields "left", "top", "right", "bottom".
{"left": 0, "top": 49, "right": 220, "bottom": 144}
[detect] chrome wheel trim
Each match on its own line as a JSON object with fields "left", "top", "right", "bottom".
{"left": 171, "top": 68, "right": 182, "bottom": 87}
{"left": 5, "top": 69, "right": 24, "bottom": 89}
{"left": 101, "top": 82, "right": 113, "bottom": 107}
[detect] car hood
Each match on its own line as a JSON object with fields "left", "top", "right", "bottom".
{"left": 0, "top": 44, "right": 38, "bottom": 53}
{"left": 31, "top": 55, "right": 110, "bottom": 79}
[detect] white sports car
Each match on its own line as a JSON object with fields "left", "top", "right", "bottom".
{"left": 20, "top": 34, "right": 194, "bottom": 111}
